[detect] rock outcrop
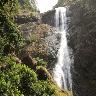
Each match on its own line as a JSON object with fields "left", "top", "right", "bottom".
{"left": 41, "top": 10, "right": 55, "bottom": 26}
{"left": 18, "top": 17, "right": 60, "bottom": 70}
{"left": 36, "top": 66, "right": 52, "bottom": 80}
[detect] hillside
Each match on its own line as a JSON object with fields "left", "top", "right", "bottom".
{"left": 0, "top": 0, "right": 70, "bottom": 96}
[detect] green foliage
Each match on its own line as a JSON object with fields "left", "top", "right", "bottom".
{"left": 0, "top": 36, "right": 6, "bottom": 54}
{"left": 31, "top": 81, "right": 55, "bottom": 96}
{"left": 0, "top": 56, "right": 63, "bottom": 96}
{"left": 19, "top": 0, "right": 37, "bottom": 12}
{"left": 0, "top": 0, "right": 19, "bottom": 17}
{"left": 4, "top": 20, "right": 24, "bottom": 54}
{"left": 35, "top": 57, "right": 47, "bottom": 67}
{"left": 0, "top": 0, "right": 69, "bottom": 96}
{"left": 30, "top": 12, "right": 36, "bottom": 17}
{"left": 0, "top": 17, "right": 24, "bottom": 55}
{"left": 0, "top": 56, "right": 37, "bottom": 96}
{"left": 31, "top": 33, "right": 38, "bottom": 42}
{"left": 0, "top": 0, "right": 24, "bottom": 55}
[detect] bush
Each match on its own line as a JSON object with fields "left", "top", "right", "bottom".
{"left": 35, "top": 57, "right": 47, "bottom": 67}
{"left": 0, "top": 37, "right": 5, "bottom": 55}
{"left": 0, "top": 56, "right": 69, "bottom": 96}
{"left": 0, "top": 56, "right": 37, "bottom": 96}
{"left": 0, "top": 3, "right": 24, "bottom": 55}
{"left": 31, "top": 81, "right": 56, "bottom": 96}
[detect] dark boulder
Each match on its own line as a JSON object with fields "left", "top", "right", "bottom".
{"left": 21, "top": 55, "right": 37, "bottom": 70}
{"left": 36, "top": 66, "right": 52, "bottom": 80}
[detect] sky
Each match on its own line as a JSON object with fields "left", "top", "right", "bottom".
{"left": 36, "top": 0, "right": 58, "bottom": 13}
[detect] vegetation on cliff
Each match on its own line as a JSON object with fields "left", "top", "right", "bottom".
{"left": 0, "top": 56, "right": 68, "bottom": 96}
{"left": 0, "top": 0, "right": 70, "bottom": 96}
{"left": 0, "top": 0, "right": 24, "bottom": 56}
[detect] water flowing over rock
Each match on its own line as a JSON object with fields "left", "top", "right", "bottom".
{"left": 53, "top": 7, "right": 72, "bottom": 90}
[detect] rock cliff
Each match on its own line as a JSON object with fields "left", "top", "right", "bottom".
{"left": 67, "top": 1, "right": 96, "bottom": 96}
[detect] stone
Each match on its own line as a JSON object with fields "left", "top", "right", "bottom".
{"left": 36, "top": 66, "right": 52, "bottom": 80}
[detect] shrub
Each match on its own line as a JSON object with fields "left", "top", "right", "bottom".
{"left": 31, "top": 81, "right": 56, "bottom": 96}
{"left": 0, "top": 56, "right": 37, "bottom": 96}
{"left": 35, "top": 57, "right": 47, "bottom": 67}
{"left": 0, "top": 37, "right": 5, "bottom": 55}
{"left": 0, "top": 56, "right": 69, "bottom": 96}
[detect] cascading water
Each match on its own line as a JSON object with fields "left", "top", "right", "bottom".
{"left": 53, "top": 7, "right": 72, "bottom": 90}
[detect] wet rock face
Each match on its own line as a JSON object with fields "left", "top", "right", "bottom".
{"left": 44, "top": 31, "right": 61, "bottom": 69}
{"left": 67, "top": 3, "right": 96, "bottom": 96}
{"left": 45, "top": 31, "right": 60, "bottom": 59}
{"left": 41, "top": 10, "right": 61, "bottom": 69}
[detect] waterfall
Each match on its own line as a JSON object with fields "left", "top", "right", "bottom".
{"left": 53, "top": 7, "right": 72, "bottom": 90}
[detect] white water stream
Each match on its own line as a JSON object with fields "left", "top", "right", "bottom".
{"left": 53, "top": 7, "right": 72, "bottom": 90}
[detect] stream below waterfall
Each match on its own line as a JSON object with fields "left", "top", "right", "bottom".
{"left": 53, "top": 7, "right": 72, "bottom": 91}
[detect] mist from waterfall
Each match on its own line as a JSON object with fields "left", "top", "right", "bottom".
{"left": 53, "top": 7, "right": 72, "bottom": 90}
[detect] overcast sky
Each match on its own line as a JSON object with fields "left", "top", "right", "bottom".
{"left": 36, "top": 0, "right": 58, "bottom": 13}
